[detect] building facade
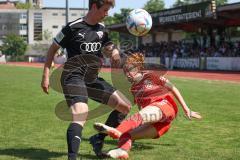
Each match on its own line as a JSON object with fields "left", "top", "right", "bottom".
{"left": 0, "top": 7, "right": 87, "bottom": 44}
{"left": 27, "top": 8, "right": 87, "bottom": 44}
{"left": 26, "top": 0, "right": 43, "bottom": 8}
{"left": 0, "top": 9, "right": 27, "bottom": 39}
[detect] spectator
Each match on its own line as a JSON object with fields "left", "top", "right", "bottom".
{"left": 137, "top": 39, "right": 240, "bottom": 58}
{"left": 171, "top": 49, "right": 178, "bottom": 70}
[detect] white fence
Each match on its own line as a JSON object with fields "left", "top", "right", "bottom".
{"left": 173, "top": 58, "right": 200, "bottom": 70}
{"left": 0, "top": 55, "right": 6, "bottom": 63}
{"left": 168, "top": 57, "right": 240, "bottom": 71}
{"left": 105, "top": 57, "right": 240, "bottom": 71}
{"left": 102, "top": 57, "right": 240, "bottom": 71}
{"left": 206, "top": 57, "right": 240, "bottom": 71}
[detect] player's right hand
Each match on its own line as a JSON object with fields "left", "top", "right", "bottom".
{"left": 190, "top": 111, "right": 202, "bottom": 119}
{"left": 41, "top": 76, "right": 49, "bottom": 94}
{"left": 185, "top": 110, "right": 202, "bottom": 120}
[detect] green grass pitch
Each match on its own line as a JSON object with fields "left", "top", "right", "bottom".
{"left": 0, "top": 65, "right": 239, "bottom": 160}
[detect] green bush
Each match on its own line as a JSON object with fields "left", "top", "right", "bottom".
{"left": 1, "top": 34, "right": 28, "bottom": 61}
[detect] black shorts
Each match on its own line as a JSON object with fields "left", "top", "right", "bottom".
{"left": 61, "top": 72, "right": 116, "bottom": 107}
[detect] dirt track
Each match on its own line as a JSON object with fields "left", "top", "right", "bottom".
{"left": 1, "top": 62, "right": 240, "bottom": 83}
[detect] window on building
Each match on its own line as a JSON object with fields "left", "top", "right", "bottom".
{"left": 52, "top": 25, "right": 58, "bottom": 29}
{"left": 2, "top": 25, "right": 7, "bottom": 30}
{"left": 52, "top": 13, "right": 58, "bottom": 16}
{"left": 71, "top": 13, "right": 77, "bottom": 16}
{"left": 19, "top": 24, "right": 27, "bottom": 30}
{"left": 34, "top": 13, "right": 43, "bottom": 41}
{"left": 20, "top": 13, "right": 27, "bottom": 19}
{"left": 62, "top": 13, "right": 66, "bottom": 16}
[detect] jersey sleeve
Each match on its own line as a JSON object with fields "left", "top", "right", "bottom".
{"left": 53, "top": 25, "right": 72, "bottom": 48}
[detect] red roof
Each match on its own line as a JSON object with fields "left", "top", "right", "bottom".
{"left": 0, "top": 1, "right": 16, "bottom": 9}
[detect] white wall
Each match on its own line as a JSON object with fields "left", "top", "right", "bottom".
{"left": 0, "top": 55, "right": 6, "bottom": 63}
{"left": 28, "top": 9, "right": 87, "bottom": 44}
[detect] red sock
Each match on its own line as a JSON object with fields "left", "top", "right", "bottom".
{"left": 116, "top": 113, "right": 143, "bottom": 133}
{"left": 118, "top": 132, "right": 132, "bottom": 151}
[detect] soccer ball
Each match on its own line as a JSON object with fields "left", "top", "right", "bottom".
{"left": 126, "top": 9, "right": 152, "bottom": 36}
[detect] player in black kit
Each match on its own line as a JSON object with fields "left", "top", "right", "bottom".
{"left": 41, "top": 0, "right": 131, "bottom": 159}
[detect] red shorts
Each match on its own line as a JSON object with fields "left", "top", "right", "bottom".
{"left": 150, "top": 99, "right": 178, "bottom": 138}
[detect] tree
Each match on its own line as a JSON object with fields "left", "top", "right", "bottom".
{"left": 29, "top": 30, "right": 53, "bottom": 56}
{"left": 43, "top": 29, "right": 53, "bottom": 42}
{"left": 103, "top": 17, "right": 120, "bottom": 45}
{"left": 173, "top": 0, "right": 228, "bottom": 7}
{"left": 104, "top": 8, "right": 132, "bottom": 25}
{"left": 215, "top": 0, "right": 228, "bottom": 6}
{"left": 143, "top": 0, "right": 165, "bottom": 13}
{"left": 113, "top": 8, "right": 132, "bottom": 24}
{"left": 103, "top": 9, "right": 132, "bottom": 45}
{"left": 104, "top": 16, "right": 117, "bottom": 26}
{"left": 1, "top": 34, "right": 27, "bottom": 61}
{"left": 173, "top": 0, "right": 187, "bottom": 7}
{"left": 16, "top": 2, "right": 32, "bottom": 9}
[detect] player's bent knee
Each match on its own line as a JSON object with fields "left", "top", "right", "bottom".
{"left": 70, "top": 102, "right": 89, "bottom": 124}
{"left": 107, "top": 91, "right": 132, "bottom": 114}
{"left": 121, "top": 103, "right": 131, "bottom": 114}
{"left": 115, "top": 102, "right": 131, "bottom": 115}
{"left": 119, "top": 100, "right": 131, "bottom": 112}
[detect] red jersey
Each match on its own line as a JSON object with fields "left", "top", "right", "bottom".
{"left": 130, "top": 72, "right": 176, "bottom": 109}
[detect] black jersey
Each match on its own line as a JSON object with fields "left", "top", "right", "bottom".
{"left": 54, "top": 18, "right": 112, "bottom": 59}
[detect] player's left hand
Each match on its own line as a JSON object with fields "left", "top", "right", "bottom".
{"left": 111, "top": 53, "right": 121, "bottom": 68}
{"left": 186, "top": 110, "right": 202, "bottom": 120}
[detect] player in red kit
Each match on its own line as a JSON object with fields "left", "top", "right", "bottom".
{"left": 93, "top": 51, "right": 202, "bottom": 159}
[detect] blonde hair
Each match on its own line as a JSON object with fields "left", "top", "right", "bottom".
{"left": 125, "top": 52, "right": 144, "bottom": 69}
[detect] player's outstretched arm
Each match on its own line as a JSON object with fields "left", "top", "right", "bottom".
{"left": 102, "top": 43, "right": 120, "bottom": 67}
{"left": 111, "top": 48, "right": 121, "bottom": 67}
{"left": 41, "top": 42, "right": 60, "bottom": 94}
{"left": 165, "top": 81, "right": 202, "bottom": 120}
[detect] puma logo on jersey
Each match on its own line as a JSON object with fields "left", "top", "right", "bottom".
{"left": 96, "top": 31, "right": 104, "bottom": 39}
{"left": 78, "top": 33, "right": 85, "bottom": 38}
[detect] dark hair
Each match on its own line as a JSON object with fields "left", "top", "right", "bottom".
{"left": 89, "top": 0, "right": 115, "bottom": 9}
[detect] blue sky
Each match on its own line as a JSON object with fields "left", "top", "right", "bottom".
{"left": 20, "top": 0, "right": 240, "bottom": 15}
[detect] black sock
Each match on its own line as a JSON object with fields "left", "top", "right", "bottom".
{"left": 67, "top": 123, "right": 83, "bottom": 160}
{"left": 98, "top": 110, "right": 127, "bottom": 140}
